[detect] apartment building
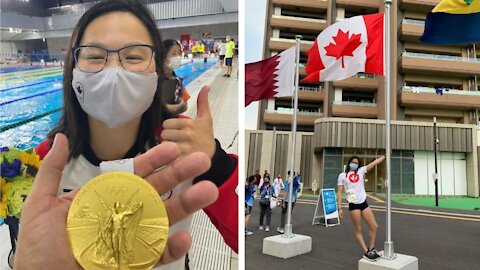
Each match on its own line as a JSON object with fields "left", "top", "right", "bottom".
{"left": 247, "top": 0, "right": 480, "bottom": 197}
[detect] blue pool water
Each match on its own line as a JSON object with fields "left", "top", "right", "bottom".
{"left": 0, "top": 59, "right": 215, "bottom": 149}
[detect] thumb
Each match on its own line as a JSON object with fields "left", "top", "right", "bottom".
{"left": 31, "top": 133, "right": 69, "bottom": 197}
{"left": 196, "top": 86, "right": 211, "bottom": 119}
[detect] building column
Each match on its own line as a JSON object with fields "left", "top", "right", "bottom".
{"left": 466, "top": 128, "right": 479, "bottom": 197}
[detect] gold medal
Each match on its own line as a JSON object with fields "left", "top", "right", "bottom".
{"left": 67, "top": 172, "right": 168, "bottom": 270}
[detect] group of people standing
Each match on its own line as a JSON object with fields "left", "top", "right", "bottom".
{"left": 245, "top": 154, "right": 387, "bottom": 262}
{"left": 214, "top": 36, "right": 236, "bottom": 78}
{"left": 244, "top": 170, "right": 301, "bottom": 235}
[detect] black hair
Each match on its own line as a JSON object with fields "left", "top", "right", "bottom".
{"left": 345, "top": 156, "right": 362, "bottom": 174}
{"left": 162, "top": 39, "right": 181, "bottom": 58}
{"left": 48, "top": 0, "right": 172, "bottom": 160}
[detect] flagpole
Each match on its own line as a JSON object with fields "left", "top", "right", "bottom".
{"left": 474, "top": 43, "right": 479, "bottom": 125}
{"left": 284, "top": 35, "right": 301, "bottom": 238}
{"left": 383, "top": 0, "right": 395, "bottom": 260}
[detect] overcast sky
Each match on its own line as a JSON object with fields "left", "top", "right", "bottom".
{"left": 244, "top": 0, "right": 267, "bottom": 130}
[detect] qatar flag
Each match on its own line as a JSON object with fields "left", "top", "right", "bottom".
{"left": 245, "top": 46, "right": 296, "bottom": 107}
{"left": 302, "top": 13, "right": 384, "bottom": 83}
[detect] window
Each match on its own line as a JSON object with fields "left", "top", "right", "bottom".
{"left": 342, "top": 90, "right": 375, "bottom": 103}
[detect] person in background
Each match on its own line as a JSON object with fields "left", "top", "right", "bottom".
{"left": 162, "top": 39, "right": 189, "bottom": 115}
{"left": 222, "top": 36, "right": 235, "bottom": 77}
{"left": 263, "top": 170, "right": 269, "bottom": 179}
{"left": 215, "top": 39, "right": 226, "bottom": 68}
{"left": 277, "top": 171, "right": 300, "bottom": 234}
{"left": 272, "top": 174, "right": 284, "bottom": 198}
{"left": 253, "top": 169, "right": 261, "bottom": 198}
{"left": 245, "top": 175, "right": 256, "bottom": 236}
{"left": 258, "top": 176, "right": 274, "bottom": 232}
{"left": 258, "top": 169, "right": 270, "bottom": 189}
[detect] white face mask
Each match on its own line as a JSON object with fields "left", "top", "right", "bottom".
{"left": 72, "top": 67, "right": 158, "bottom": 128}
{"left": 167, "top": 56, "right": 182, "bottom": 70}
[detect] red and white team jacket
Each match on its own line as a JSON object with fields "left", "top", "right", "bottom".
{"left": 36, "top": 132, "right": 238, "bottom": 270}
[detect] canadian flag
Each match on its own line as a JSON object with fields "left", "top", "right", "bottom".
{"left": 302, "top": 13, "right": 384, "bottom": 83}
{"left": 245, "top": 46, "right": 296, "bottom": 106}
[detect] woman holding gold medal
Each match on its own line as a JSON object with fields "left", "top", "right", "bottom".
{"left": 13, "top": 0, "right": 237, "bottom": 269}
{"left": 337, "top": 155, "right": 385, "bottom": 262}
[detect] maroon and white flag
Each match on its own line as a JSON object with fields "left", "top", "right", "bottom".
{"left": 245, "top": 46, "right": 295, "bottom": 107}
{"left": 302, "top": 13, "right": 384, "bottom": 83}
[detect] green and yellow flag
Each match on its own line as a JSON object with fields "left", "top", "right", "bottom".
{"left": 421, "top": 0, "right": 480, "bottom": 44}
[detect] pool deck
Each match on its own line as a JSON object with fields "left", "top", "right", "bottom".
{"left": 183, "top": 61, "right": 238, "bottom": 270}
{"left": 0, "top": 61, "right": 238, "bottom": 270}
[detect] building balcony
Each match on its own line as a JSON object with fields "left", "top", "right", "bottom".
{"left": 272, "top": 0, "right": 328, "bottom": 10}
{"left": 277, "top": 86, "right": 325, "bottom": 101}
{"left": 271, "top": 15, "right": 327, "bottom": 32}
{"left": 399, "top": 0, "right": 439, "bottom": 12}
{"left": 269, "top": 38, "right": 314, "bottom": 53}
{"left": 332, "top": 101, "right": 378, "bottom": 118}
{"left": 333, "top": 73, "right": 379, "bottom": 91}
{"left": 399, "top": 86, "right": 480, "bottom": 109}
{"left": 264, "top": 109, "right": 323, "bottom": 126}
{"left": 400, "top": 52, "right": 480, "bottom": 78}
{"left": 400, "top": 19, "right": 424, "bottom": 41}
{"left": 336, "top": 0, "right": 380, "bottom": 9}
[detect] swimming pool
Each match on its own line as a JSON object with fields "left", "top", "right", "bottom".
{"left": 0, "top": 59, "right": 216, "bottom": 149}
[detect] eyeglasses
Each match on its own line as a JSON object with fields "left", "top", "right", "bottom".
{"left": 73, "top": 44, "right": 155, "bottom": 73}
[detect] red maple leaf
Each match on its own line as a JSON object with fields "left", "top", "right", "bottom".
{"left": 324, "top": 29, "right": 362, "bottom": 68}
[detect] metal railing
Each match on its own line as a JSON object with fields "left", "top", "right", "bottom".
{"left": 402, "top": 18, "right": 425, "bottom": 25}
{"left": 272, "top": 15, "right": 327, "bottom": 23}
{"left": 353, "top": 72, "right": 377, "bottom": 79}
{"left": 333, "top": 101, "right": 377, "bottom": 107}
{"left": 402, "top": 51, "right": 480, "bottom": 63}
{"left": 298, "top": 86, "right": 323, "bottom": 92}
{"left": 401, "top": 86, "right": 480, "bottom": 96}
{"left": 265, "top": 109, "right": 323, "bottom": 116}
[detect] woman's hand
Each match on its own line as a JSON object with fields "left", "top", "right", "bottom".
{"left": 339, "top": 208, "right": 344, "bottom": 219}
{"left": 15, "top": 133, "right": 218, "bottom": 269}
{"left": 161, "top": 86, "right": 216, "bottom": 159}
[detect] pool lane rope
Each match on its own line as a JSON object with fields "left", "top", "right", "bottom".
{"left": 0, "top": 79, "right": 61, "bottom": 92}
{"left": 0, "top": 108, "right": 62, "bottom": 133}
{"left": 0, "top": 88, "right": 62, "bottom": 106}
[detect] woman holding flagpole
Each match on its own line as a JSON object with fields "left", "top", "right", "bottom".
{"left": 337, "top": 155, "right": 385, "bottom": 261}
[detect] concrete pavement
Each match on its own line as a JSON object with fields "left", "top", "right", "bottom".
{"left": 245, "top": 196, "right": 480, "bottom": 270}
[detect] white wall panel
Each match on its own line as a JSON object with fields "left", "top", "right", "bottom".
{"left": 454, "top": 160, "right": 468, "bottom": 195}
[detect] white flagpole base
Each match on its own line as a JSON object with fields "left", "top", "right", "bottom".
{"left": 359, "top": 252, "right": 418, "bottom": 270}
{"left": 262, "top": 234, "right": 312, "bottom": 259}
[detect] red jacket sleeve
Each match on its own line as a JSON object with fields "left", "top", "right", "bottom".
{"left": 202, "top": 154, "right": 238, "bottom": 253}
{"left": 35, "top": 139, "right": 52, "bottom": 160}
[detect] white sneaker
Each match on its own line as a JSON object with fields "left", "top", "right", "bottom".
{"left": 277, "top": 227, "right": 284, "bottom": 234}
{"left": 259, "top": 226, "right": 264, "bottom": 230}
{"left": 265, "top": 226, "right": 270, "bottom": 232}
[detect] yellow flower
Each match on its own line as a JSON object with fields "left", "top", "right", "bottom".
{"left": 18, "top": 151, "right": 41, "bottom": 169}
{"left": 0, "top": 178, "right": 7, "bottom": 219}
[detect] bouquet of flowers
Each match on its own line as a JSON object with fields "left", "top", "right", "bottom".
{"left": 1, "top": 146, "right": 41, "bottom": 220}
{"left": 0, "top": 146, "right": 41, "bottom": 268}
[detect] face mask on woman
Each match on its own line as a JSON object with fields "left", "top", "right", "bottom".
{"left": 349, "top": 163, "right": 359, "bottom": 171}
{"left": 167, "top": 56, "right": 182, "bottom": 69}
{"left": 72, "top": 67, "right": 158, "bottom": 128}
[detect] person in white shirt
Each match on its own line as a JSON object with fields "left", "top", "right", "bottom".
{"left": 272, "top": 174, "right": 284, "bottom": 198}
{"left": 337, "top": 155, "right": 385, "bottom": 262}
{"left": 215, "top": 40, "right": 226, "bottom": 68}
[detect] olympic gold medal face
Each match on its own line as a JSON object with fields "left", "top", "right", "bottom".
{"left": 67, "top": 172, "right": 169, "bottom": 270}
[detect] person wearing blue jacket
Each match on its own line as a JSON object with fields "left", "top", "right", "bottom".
{"left": 277, "top": 171, "right": 300, "bottom": 234}
{"left": 259, "top": 176, "right": 275, "bottom": 232}
{"left": 245, "top": 175, "right": 256, "bottom": 236}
